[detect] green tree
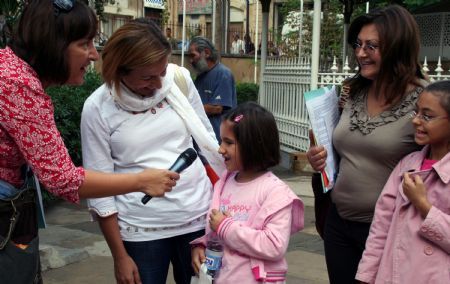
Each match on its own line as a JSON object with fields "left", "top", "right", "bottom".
{"left": 376, "top": 0, "right": 442, "bottom": 9}
{"left": 46, "top": 69, "right": 103, "bottom": 166}
{"left": 0, "top": 0, "right": 25, "bottom": 48}
{"left": 279, "top": 0, "right": 345, "bottom": 60}
{"left": 278, "top": 0, "right": 444, "bottom": 60}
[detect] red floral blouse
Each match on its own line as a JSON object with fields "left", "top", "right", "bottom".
{"left": 0, "top": 47, "right": 84, "bottom": 203}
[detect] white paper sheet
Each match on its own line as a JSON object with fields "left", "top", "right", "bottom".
{"left": 304, "top": 86, "right": 340, "bottom": 192}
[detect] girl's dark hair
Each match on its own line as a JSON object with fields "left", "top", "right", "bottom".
{"left": 347, "top": 5, "right": 425, "bottom": 104}
{"left": 222, "top": 102, "right": 280, "bottom": 172}
{"left": 9, "top": 0, "right": 97, "bottom": 85}
{"left": 424, "top": 80, "right": 450, "bottom": 115}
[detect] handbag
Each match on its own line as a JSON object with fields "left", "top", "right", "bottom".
{"left": 173, "top": 65, "right": 221, "bottom": 185}
{"left": 312, "top": 172, "right": 331, "bottom": 240}
{"left": 0, "top": 170, "right": 42, "bottom": 284}
{"left": 197, "top": 149, "right": 220, "bottom": 185}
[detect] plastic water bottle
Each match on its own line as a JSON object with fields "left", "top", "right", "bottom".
{"left": 205, "top": 233, "right": 223, "bottom": 279}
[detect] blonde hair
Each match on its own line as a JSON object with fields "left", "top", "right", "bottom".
{"left": 102, "top": 18, "right": 171, "bottom": 93}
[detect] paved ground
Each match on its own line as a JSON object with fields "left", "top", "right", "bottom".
{"left": 40, "top": 168, "right": 329, "bottom": 283}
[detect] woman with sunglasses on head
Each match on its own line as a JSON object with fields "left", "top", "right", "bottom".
{"left": 306, "top": 5, "right": 427, "bottom": 283}
{"left": 0, "top": 1, "right": 178, "bottom": 282}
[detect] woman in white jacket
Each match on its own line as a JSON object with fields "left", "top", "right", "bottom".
{"left": 81, "top": 18, "right": 221, "bottom": 284}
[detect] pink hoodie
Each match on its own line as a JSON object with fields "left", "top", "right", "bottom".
{"left": 191, "top": 171, "right": 304, "bottom": 283}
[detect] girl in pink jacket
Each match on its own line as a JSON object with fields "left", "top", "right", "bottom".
{"left": 356, "top": 80, "right": 450, "bottom": 284}
{"left": 191, "top": 102, "right": 304, "bottom": 283}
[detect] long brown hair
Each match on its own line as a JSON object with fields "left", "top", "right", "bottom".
{"left": 347, "top": 5, "right": 425, "bottom": 105}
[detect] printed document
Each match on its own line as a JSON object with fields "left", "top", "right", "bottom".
{"left": 304, "top": 86, "right": 340, "bottom": 192}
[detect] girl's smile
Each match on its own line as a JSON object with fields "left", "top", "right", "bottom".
{"left": 412, "top": 91, "right": 450, "bottom": 160}
{"left": 219, "top": 120, "right": 242, "bottom": 173}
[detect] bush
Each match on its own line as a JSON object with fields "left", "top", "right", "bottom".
{"left": 41, "top": 69, "right": 102, "bottom": 204}
{"left": 46, "top": 68, "right": 103, "bottom": 166}
{"left": 236, "top": 82, "right": 259, "bottom": 104}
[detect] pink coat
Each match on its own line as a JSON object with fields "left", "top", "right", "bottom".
{"left": 356, "top": 146, "right": 450, "bottom": 284}
{"left": 191, "top": 171, "right": 304, "bottom": 283}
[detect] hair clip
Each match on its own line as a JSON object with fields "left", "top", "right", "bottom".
{"left": 234, "top": 114, "right": 244, "bottom": 123}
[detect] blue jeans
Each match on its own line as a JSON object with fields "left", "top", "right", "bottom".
{"left": 123, "top": 229, "right": 204, "bottom": 284}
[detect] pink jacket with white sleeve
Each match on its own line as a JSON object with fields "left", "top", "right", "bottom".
{"left": 356, "top": 146, "right": 450, "bottom": 284}
{"left": 191, "top": 171, "right": 304, "bottom": 283}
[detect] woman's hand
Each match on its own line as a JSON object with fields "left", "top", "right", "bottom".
{"left": 114, "top": 254, "right": 142, "bottom": 284}
{"left": 138, "top": 169, "right": 180, "bottom": 197}
{"left": 191, "top": 245, "right": 206, "bottom": 275}
{"left": 209, "top": 209, "right": 230, "bottom": 232}
{"left": 307, "top": 130, "right": 328, "bottom": 172}
{"left": 403, "top": 173, "right": 432, "bottom": 218}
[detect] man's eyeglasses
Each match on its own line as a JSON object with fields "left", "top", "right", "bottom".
{"left": 411, "top": 110, "right": 448, "bottom": 123}
{"left": 352, "top": 42, "right": 379, "bottom": 53}
{"left": 54, "top": 0, "right": 74, "bottom": 15}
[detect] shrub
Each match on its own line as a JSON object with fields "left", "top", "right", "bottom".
{"left": 236, "top": 82, "right": 259, "bottom": 104}
{"left": 46, "top": 68, "right": 103, "bottom": 166}
{"left": 41, "top": 69, "right": 102, "bottom": 204}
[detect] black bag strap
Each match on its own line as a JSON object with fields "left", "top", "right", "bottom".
{"left": 0, "top": 194, "right": 21, "bottom": 249}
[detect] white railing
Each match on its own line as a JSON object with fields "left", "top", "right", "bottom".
{"left": 261, "top": 57, "right": 312, "bottom": 152}
{"left": 260, "top": 56, "right": 450, "bottom": 152}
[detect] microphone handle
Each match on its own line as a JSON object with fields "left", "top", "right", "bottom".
{"left": 142, "top": 194, "right": 152, "bottom": 204}
{"left": 141, "top": 147, "right": 197, "bottom": 205}
{"left": 141, "top": 158, "right": 187, "bottom": 204}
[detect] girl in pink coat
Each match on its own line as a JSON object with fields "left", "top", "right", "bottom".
{"left": 356, "top": 80, "right": 450, "bottom": 283}
{"left": 191, "top": 102, "right": 304, "bottom": 283}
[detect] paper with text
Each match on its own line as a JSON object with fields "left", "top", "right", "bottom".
{"left": 304, "top": 86, "right": 340, "bottom": 192}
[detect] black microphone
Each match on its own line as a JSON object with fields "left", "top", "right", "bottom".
{"left": 141, "top": 148, "right": 198, "bottom": 204}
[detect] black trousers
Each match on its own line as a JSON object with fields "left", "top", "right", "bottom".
{"left": 323, "top": 204, "right": 371, "bottom": 284}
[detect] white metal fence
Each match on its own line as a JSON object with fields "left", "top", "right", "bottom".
{"left": 260, "top": 57, "right": 312, "bottom": 152}
{"left": 260, "top": 56, "right": 450, "bottom": 152}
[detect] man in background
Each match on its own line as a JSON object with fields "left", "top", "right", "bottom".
{"left": 166, "top": 27, "right": 178, "bottom": 50}
{"left": 231, "top": 33, "right": 244, "bottom": 55}
{"left": 188, "top": 37, "right": 237, "bottom": 143}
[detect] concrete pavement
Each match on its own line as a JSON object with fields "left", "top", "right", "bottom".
{"left": 40, "top": 168, "right": 328, "bottom": 283}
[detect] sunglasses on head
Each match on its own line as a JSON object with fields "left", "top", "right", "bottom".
{"left": 53, "top": 0, "right": 74, "bottom": 15}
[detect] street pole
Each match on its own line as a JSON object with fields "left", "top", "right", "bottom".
{"left": 181, "top": 0, "right": 186, "bottom": 66}
{"left": 254, "top": 0, "right": 259, "bottom": 84}
{"left": 310, "top": 0, "right": 321, "bottom": 90}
